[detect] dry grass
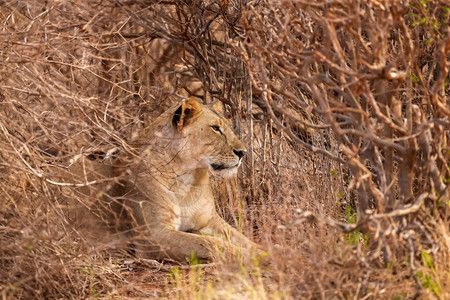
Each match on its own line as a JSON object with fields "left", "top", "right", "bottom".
{"left": 1, "top": 0, "right": 449, "bottom": 299}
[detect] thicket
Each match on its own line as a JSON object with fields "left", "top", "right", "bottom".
{"left": 1, "top": 0, "right": 449, "bottom": 299}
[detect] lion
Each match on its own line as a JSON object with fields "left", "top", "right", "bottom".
{"left": 67, "top": 98, "right": 260, "bottom": 262}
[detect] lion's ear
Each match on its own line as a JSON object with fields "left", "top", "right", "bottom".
{"left": 172, "top": 98, "right": 201, "bottom": 131}
{"left": 211, "top": 100, "right": 224, "bottom": 115}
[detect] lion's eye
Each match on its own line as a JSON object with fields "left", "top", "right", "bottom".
{"left": 211, "top": 125, "right": 223, "bottom": 135}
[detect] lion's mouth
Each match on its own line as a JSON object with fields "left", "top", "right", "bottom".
{"left": 211, "top": 163, "right": 228, "bottom": 170}
{"left": 210, "top": 162, "right": 239, "bottom": 171}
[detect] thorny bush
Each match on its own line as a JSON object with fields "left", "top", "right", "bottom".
{"left": 0, "top": 0, "right": 449, "bottom": 299}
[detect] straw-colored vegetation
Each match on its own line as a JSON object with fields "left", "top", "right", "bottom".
{"left": 1, "top": 0, "right": 449, "bottom": 299}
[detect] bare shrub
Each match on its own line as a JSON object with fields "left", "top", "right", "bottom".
{"left": 1, "top": 0, "right": 449, "bottom": 299}
{"left": 237, "top": 0, "right": 449, "bottom": 298}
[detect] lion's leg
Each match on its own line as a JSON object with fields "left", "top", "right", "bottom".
{"left": 126, "top": 198, "right": 240, "bottom": 261}
{"left": 134, "top": 227, "right": 239, "bottom": 261}
{"left": 200, "top": 215, "right": 261, "bottom": 251}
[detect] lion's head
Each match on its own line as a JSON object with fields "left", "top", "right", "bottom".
{"left": 141, "top": 98, "right": 246, "bottom": 177}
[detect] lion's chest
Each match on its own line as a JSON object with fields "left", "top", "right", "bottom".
{"left": 167, "top": 188, "right": 214, "bottom": 232}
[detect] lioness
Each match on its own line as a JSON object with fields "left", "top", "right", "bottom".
{"left": 70, "top": 98, "right": 260, "bottom": 262}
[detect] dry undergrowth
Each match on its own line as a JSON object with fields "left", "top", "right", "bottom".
{"left": 1, "top": 0, "right": 449, "bottom": 299}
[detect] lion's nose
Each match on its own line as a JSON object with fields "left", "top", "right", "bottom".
{"left": 233, "top": 149, "right": 246, "bottom": 159}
